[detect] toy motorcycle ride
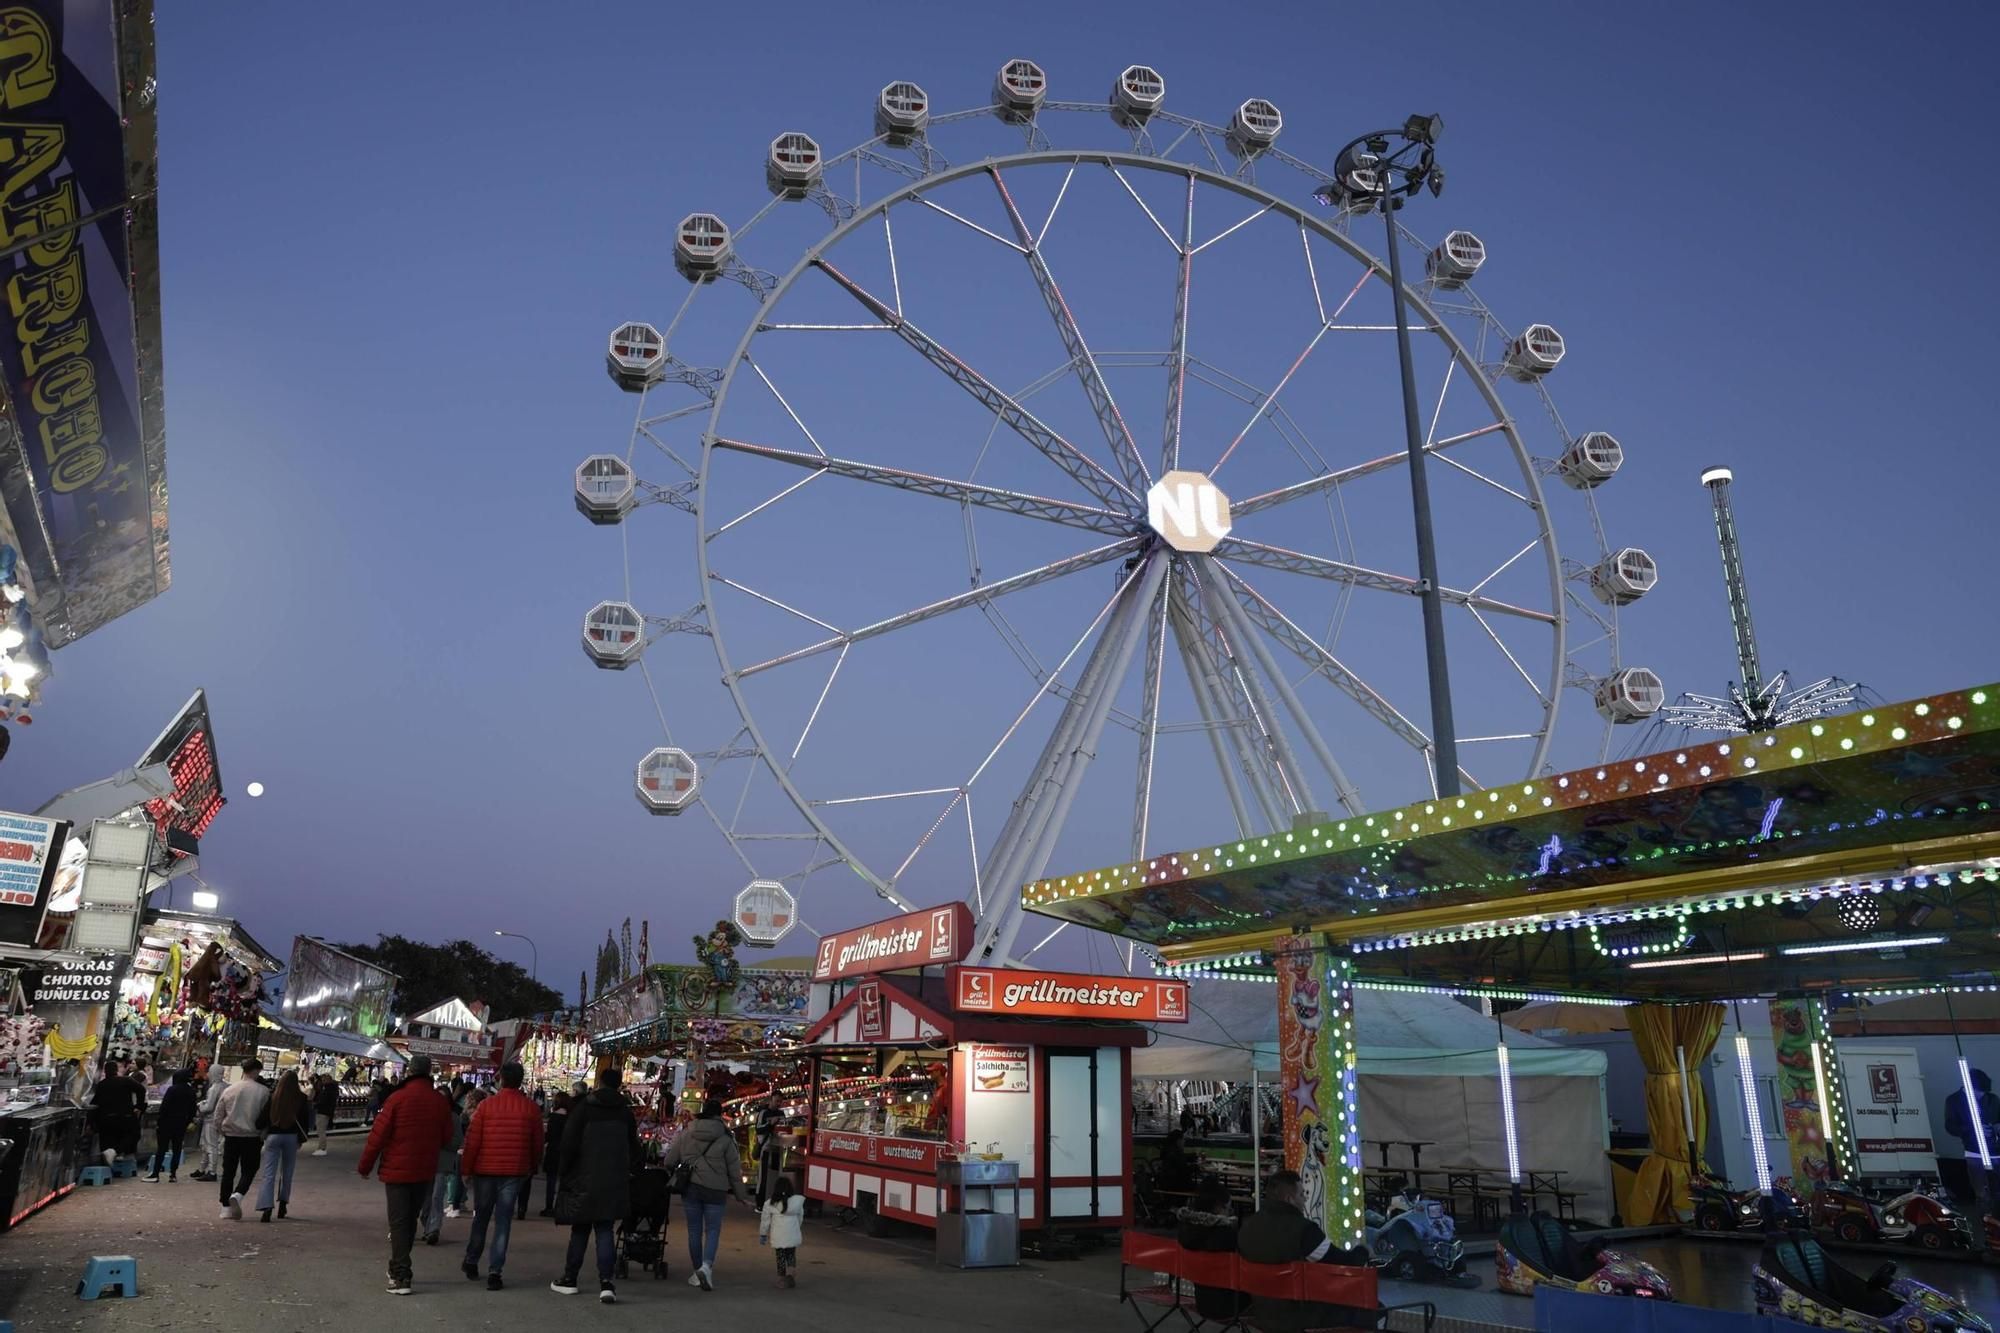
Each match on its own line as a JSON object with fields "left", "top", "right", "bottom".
{"left": 1880, "top": 1184, "right": 1978, "bottom": 1252}
{"left": 1690, "top": 1170, "right": 1804, "bottom": 1233}
{"left": 1812, "top": 1180, "right": 1892, "bottom": 1244}
{"left": 1365, "top": 1188, "right": 1478, "bottom": 1288}
{"left": 1754, "top": 1234, "right": 1992, "bottom": 1332}
{"left": 1495, "top": 1210, "right": 1673, "bottom": 1299}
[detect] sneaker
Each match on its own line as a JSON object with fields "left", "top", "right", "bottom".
{"left": 168, "top": 1175, "right": 177, "bottom": 1183}
{"left": 487, "top": 1273, "right": 504, "bottom": 1291}
{"left": 228, "top": 1193, "right": 243, "bottom": 1220}
{"left": 688, "top": 1270, "right": 704, "bottom": 1288}
{"left": 598, "top": 1283, "right": 617, "bottom": 1304}
{"left": 101, "top": 1149, "right": 116, "bottom": 1167}
{"left": 217, "top": 1207, "right": 233, "bottom": 1219}
{"left": 550, "top": 1279, "right": 580, "bottom": 1296}
{"left": 697, "top": 1264, "right": 714, "bottom": 1291}
{"left": 311, "top": 1149, "right": 328, "bottom": 1157}
{"left": 142, "top": 1174, "right": 159, "bottom": 1183}
{"left": 783, "top": 1273, "right": 796, "bottom": 1289}
{"left": 386, "top": 1280, "right": 412, "bottom": 1296}
{"left": 444, "top": 1207, "right": 462, "bottom": 1219}
{"left": 423, "top": 1231, "right": 440, "bottom": 1246}
{"left": 462, "top": 1261, "right": 480, "bottom": 1281}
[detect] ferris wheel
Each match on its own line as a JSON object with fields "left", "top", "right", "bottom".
{"left": 578, "top": 61, "right": 1664, "bottom": 965}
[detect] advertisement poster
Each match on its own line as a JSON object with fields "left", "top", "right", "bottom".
{"left": 971, "top": 1044, "right": 1030, "bottom": 1094}
{"left": 1766, "top": 999, "right": 1833, "bottom": 1191}
{"left": 0, "top": 810, "right": 65, "bottom": 946}
{"left": 812, "top": 902, "right": 972, "bottom": 981}
{"left": 1837, "top": 1045, "right": 1937, "bottom": 1177}
{"left": 0, "top": 0, "right": 169, "bottom": 648}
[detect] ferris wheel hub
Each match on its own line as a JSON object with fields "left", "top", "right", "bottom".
{"left": 1145, "top": 470, "right": 1233, "bottom": 553}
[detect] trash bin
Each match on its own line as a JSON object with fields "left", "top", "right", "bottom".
{"left": 937, "top": 1158, "right": 1019, "bottom": 1268}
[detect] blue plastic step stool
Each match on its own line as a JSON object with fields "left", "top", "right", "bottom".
{"left": 76, "top": 1165, "right": 111, "bottom": 1186}
{"left": 109, "top": 1157, "right": 137, "bottom": 1179}
{"left": 77, "top": 1255, "right": 138, "bottom": 1300}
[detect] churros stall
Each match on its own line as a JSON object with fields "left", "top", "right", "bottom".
{"left": 802, "top": 904, "right": 1186, "bottom": 1234}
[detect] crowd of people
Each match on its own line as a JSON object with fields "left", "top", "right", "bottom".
{"left": 77, "top": 1051, "right": 804, "bottom": 1302}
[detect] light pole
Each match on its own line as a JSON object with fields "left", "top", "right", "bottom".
{"left": 1321, "top": 115, "right": 1459, "bottom": 796}
{"left": 493, "top": 930, "right": 539, "bottom": 982}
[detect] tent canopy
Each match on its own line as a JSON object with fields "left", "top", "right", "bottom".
{"left": 1133, "top": 981, "right": 1607, "bottom": 1081}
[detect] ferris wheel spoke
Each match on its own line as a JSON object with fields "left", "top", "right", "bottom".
{"left": 910, "top": 193, "right": 1028, "bottom": 254}
{"left": 1166, "top": 575, "right": 1258, "bottom": 837}
{"left": 1162, "top": 173, "right": 1194, "bottom": 473}
{"left": 1215, "top": 537, "right": 1553, "bottom": 624}
{"left": 1465, "top": 603, "right": 1549, "bottom": 705}
{"left": 1183, "top": 561, "right": 1314, "bottom": 817}
{"left": 726, "top": 536, "right": 1145, "bottom": 682}
{"left": 1214, "top": 561, "right": 1476, "bottom": 791}
{"left": 1190, "top": 201, "right": 1274, "bottom": 256}
{"left": 1209, "top": 323, "right": 1333, "bottom": 475}
{"left": 709, "top": 437, "right": 1131, "bottom": 536}
{"left": 1105, "top": 166, "right": 1183, "bottom": 252}
{"left": 1198, "top": 555, "right": 1363, "bottom": 815}
{"left": 1230, "top": 421, "right": 1508, "bottom": 517}
{"left": 990, "top": 165, "right": 1153, "bottom": 495}
{"left": 812, "top": 258, "right": 1139, "bottom": 513}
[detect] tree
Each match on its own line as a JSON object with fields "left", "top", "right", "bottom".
{"left": 332, "top": 934, "right": 563, "bottom": 1022}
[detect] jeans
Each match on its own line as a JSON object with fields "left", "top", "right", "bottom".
{"left": 149, "top": 1125, "right": 186, "bottom": 1178}
{"left": 384, "top": 1180, "right": 430, "bottom": 1285}
{"left": 515, "top": 1174, "right": 532, "bottom": 1220}
{"left": 564, "top": 1220, "right": 616, "bottom": 1284}
{"left": 314, "top": 1113, "right": 330, "bottom": 1153}
{"left": 220, "top": 1135, "right": 261, "bottom": 1204}
{"left": 463, "top": 1175, "right": 520, "bottom": 1275}
{"left": 542, "top": 1168, "right": 560, "bottom": 1212}
{"left": 421, "top": 1169, "right": 449, "bottom": 1236}
{"left": 255, "top": 1133, "right": 299, "bottom": 1210}
{"left": 683, "top": 1195, "right": 727, "bottom": 1270}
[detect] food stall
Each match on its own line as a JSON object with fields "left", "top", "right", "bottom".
{"left": 800, "top": 903, "right": 1181, "bottom": 1233}
{"left": 390, "top": 998, "right": 499, "bottom": 1081}
{"left": 490, "top": 1013, "right": 592, "bottom": 1096}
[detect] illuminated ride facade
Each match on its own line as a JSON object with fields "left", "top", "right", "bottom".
{"left": 1023, "top": 682, "right": 2000, "bottom": 1251}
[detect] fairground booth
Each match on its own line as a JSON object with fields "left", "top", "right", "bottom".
{"left": 584, "top": 950, "right": 810, "bottom": 1161}
{"left": 802, "top": 902, "right": 1183, "bottom": 1233}
{"left": 271, "top": 936, "right": 398, "bottom": 1124}
{"left": 1023, "top": 682, "right": 2000, "bottom": 1274}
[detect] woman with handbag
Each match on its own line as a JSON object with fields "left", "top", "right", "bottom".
{"left": 658, "top": 1098, "right": 747, "bottom": 1291}
{"left": 549, "top": 1067, "right": 640, "bottom": 1304}
{"left": 253, "top": 1071, "right": 312, "bottom": 1222}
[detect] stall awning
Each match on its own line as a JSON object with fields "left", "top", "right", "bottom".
{"left": 268, "top": 1017, "right": 394, "bottom": 1062}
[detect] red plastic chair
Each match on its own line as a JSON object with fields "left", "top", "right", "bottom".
{"left": 1120, "top": 1231, "right": 1193, "bottom": 1331}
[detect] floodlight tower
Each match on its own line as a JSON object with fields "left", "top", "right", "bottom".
{"left": 1659, "top": 467, "right": 1864, "bottom": 734}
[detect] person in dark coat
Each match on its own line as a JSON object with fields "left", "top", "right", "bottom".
{"left": 1237, "top": 1170, "right": 1373, "bottom": 1333}
{"left": 550, "top": 1067, "right": 640, "bottom": 1303}
{"left": 1177, "top": 1175, "right": 1249, "bottom": 1320}
{"left": 311, "top": 1073, "right": 338, "bottom": 1155}
{"left": 88, "top": 1060, "right": 145, "bottom": 1166}
{"left": 1158, "top": 1128, "right": 1196, "bottom": 1192}
{"left": 538, "top": 1091, "right": 570, "bottom": 1217}
{"left": 143, "top": 1068, "right": 199, "bottom": 1182}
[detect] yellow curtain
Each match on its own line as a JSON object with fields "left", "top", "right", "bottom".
{"left": 1626, "top": 1002, "right": 1724, "bottom": 1224}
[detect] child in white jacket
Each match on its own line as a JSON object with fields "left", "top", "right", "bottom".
{"left": 758, "top": 1178, "right": 805, "bottom": 1288}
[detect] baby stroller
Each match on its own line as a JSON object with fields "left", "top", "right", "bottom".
{"left": 616, "top": 1166, "right": 672, "bottom": 1280}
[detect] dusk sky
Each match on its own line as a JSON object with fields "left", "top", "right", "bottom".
{"left": 2, "top": 2, "right": 1995, "bottom": 1005}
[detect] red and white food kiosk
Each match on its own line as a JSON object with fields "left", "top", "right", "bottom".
{"left": 801, "top": 905, "right": 1188, "bottom": 1233}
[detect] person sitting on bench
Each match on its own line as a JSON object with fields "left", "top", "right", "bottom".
{"left": 1177, "top": 1175, "right": 1249, "bottom": 1321}
{"left": 1237, "top": 1170, "right": 1372, "bottom": 1332}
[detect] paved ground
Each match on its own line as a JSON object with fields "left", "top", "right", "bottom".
{"left": 0, "top": 1136, "right": 1134, "bottom": 1330}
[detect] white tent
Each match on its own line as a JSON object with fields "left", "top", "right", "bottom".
{"left": 1134, "top": 981, "right": 1613, "bottom": 1221}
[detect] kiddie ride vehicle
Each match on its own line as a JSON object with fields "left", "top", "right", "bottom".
{"left": 1365, "top": 1187, "right": 1477, "bottom": 1288}
{"left": 1813, "top": 1180, "right": 1978, "bottom": 1251}
{"left": 1689, "top": 1170, "right": 1805, "bottom": 1233}
{"left": 1495, "top": 1211, "right": 1673, "bottom": 1299}
{"left": 1754, "top": 1234, "right": 1992, "bottom": 1332}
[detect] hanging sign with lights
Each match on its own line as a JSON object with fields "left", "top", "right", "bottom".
{"left": 811, "top": 903, "right": 972, "bottom": 982}
{"left": 949, "top": 966, "right": 1189, "bottom": 1022}
{"left": 138, "top": 690, "right": 225, "bottom": 852}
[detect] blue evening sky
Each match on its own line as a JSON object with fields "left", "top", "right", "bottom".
{"left": 3, "top": 2, "right": 1995, "bottom": 999}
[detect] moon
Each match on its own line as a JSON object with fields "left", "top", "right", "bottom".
{"left": 246, "top": 782, "right": 265, "bottom": 798}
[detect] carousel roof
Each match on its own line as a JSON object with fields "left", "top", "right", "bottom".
{"left": 1025, "top": 682, "right": 2000, "bottom": 1002}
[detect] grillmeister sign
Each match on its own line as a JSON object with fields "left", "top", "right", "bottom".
{"left": 812, "top": 902, "right": 972, "bottom": 982}
{"left": 950, "top": 966, "right": 1189, "bottom": 1022}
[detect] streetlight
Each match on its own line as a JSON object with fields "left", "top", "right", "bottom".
{"left": 1318, "top": 114, "right": 1459, "bottom": 796}
{"left": 493, "top": 929, "right": 538, "bottom": 982}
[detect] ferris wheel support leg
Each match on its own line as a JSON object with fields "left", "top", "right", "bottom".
{"left": 973, "top": 560, "right": 1153, "bottom": 959}
{"left": 1169, "top": 595, "right": 1256, "bottom": 841}
{"left": 1189, "top": 567, "right": 1316, "bottom": 819}
{"left": 1204, "top": 557, "right": 1365, "bottom": 817}
{"left": 985, "top": 552, "right": 1169, "bottom": 967}
{"left": 1171, "top": 581, "right": 1288, "bottom": 831}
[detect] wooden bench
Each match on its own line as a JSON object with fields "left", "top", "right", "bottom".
{"left": 1118, "top": 1230, "right": 1437, "bottom": 1332}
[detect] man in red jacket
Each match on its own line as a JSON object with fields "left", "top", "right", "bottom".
{"left": 458, "top": 1061, "right": 546, "bottom": 1290}
{"left": 358, "top": 1055, "right": 455, "bottom": 1296}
